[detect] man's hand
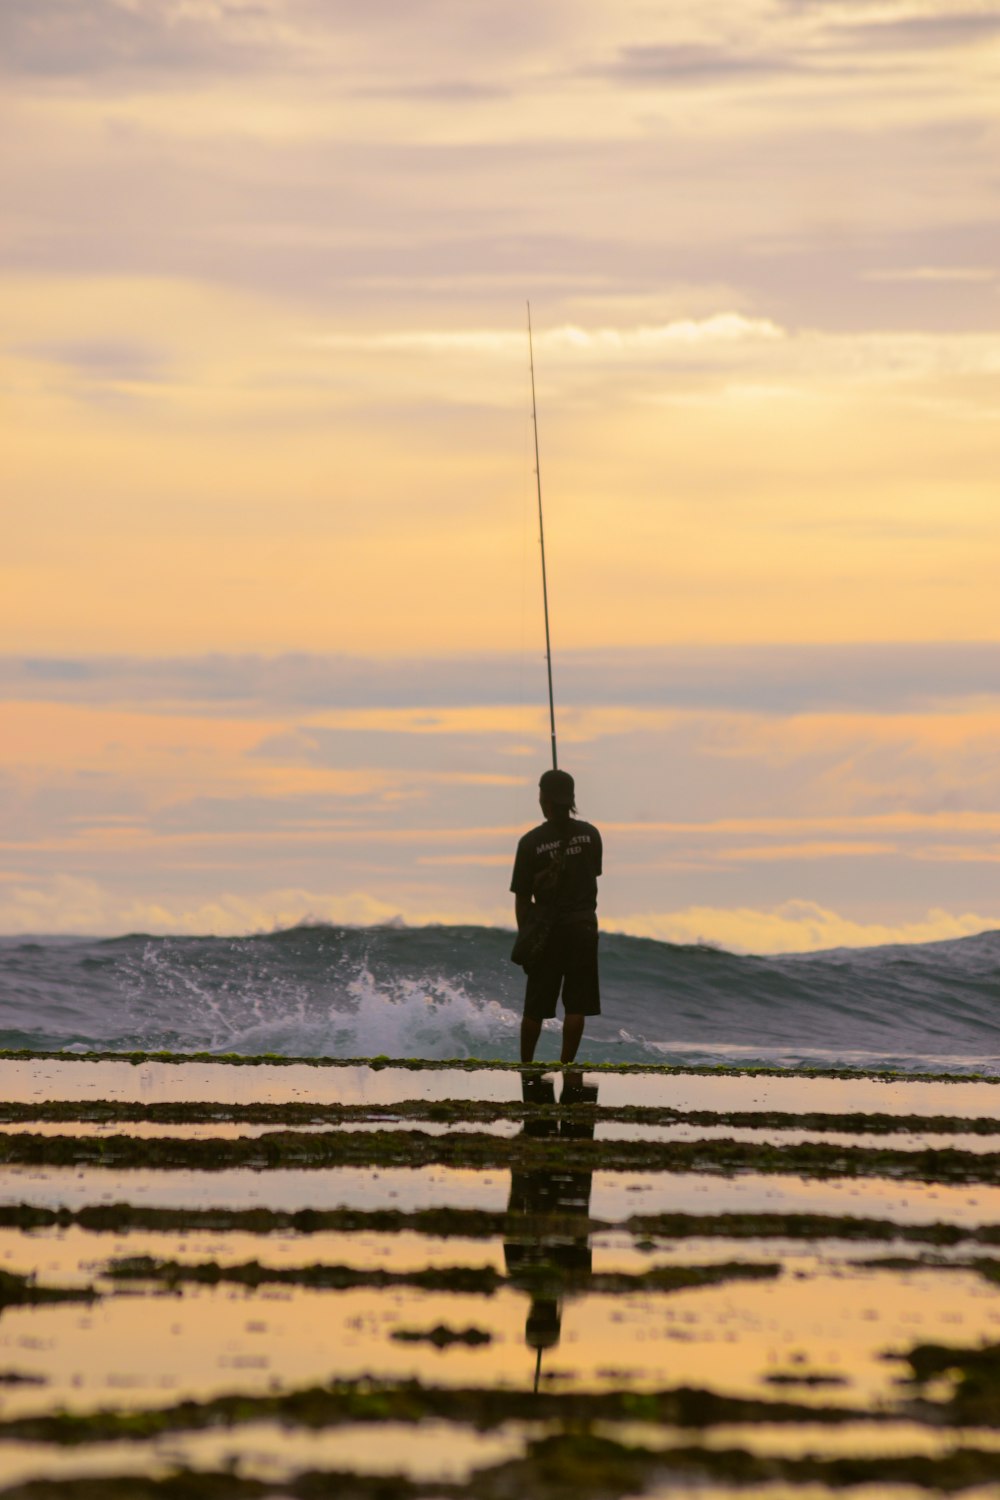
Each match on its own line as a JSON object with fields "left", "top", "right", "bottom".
{"left": 515, "top": 895, "right": 533, "bottom": 930}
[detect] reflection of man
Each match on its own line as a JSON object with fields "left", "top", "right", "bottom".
{"left": 503, "top": 1071, "right": 598, "bottom": 1388}
{"left": 511, "top": 769, "right": 603, "bottom": 1066}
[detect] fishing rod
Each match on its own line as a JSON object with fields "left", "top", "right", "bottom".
{"left": 527, "top": 301, "right": 558, "bottom": 771}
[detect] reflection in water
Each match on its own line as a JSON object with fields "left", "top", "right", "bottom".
{"left": 503, "top": 1071, "right": 598, "bottom": 1390}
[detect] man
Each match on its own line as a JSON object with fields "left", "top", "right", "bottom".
{"left": 510, "top": 768, "right": 602, "bottom": 1064}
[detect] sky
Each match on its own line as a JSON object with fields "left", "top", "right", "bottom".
{"left": 2, "top": 0, "right": 999, "bottom": 951}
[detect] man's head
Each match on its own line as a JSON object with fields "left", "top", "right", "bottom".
{"left": 539, "top": 768, "right": 576, "bottom": 818}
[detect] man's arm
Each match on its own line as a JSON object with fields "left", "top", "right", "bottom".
{"left": 511, "top": 833, "right": 533, "bottom": 930}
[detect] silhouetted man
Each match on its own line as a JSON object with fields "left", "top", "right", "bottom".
{"left": 510, "top": 769, "right": 602, "bottom": 1064}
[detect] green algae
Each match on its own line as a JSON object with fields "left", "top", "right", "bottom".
{"left": 105, "top": 1255, "right": 505, "bottom": 1295}
{"left": 8, "top": 1061, "right": 1000, "bottom": 1496}
{"left": 1, "top": 1047, "right": 995, "bottom": 1082}
{"left": 4, "top": 1201, "right": 998, "bottom": 1246}
{"left": 904, "top": 1339, "right": 1000, "bottom": 1425}
{"left": 102, "top": 1254, "right": 779, "bottom": 1297}
{"left": 470, "top": 1436, "right": 1000, "bottom": 1496}
{"left": 4, "top": 1370, "right": 1000, "bottom": 1496}
{"left": 0, "top": 1202, "right": 514, "bottom": 1239}
{"left": 5, "top": 1447, "right": 1000, "bottom": 1500}
{"left": 390, "top": 1325, "right": 492, "bottom": 1347}
{"left": 852, "top": 1253, "right": 1000, "bottom": 1290}
{"left": 0, "top": 1376, "right": 898, "bottom": 1446}
{"left": 2, "top": 1125, "right": 998, "bottom": 1184}
{"left": 3, "top": 1418, "right": 1000, "bottom": 1500}
{"left": 0, "top": 1480, "right": 263, "bottom": 1500}
{"left": 6, "top": 1096, "right": 1000, "bottom": 1137}
{"left": 627, "top": 1210, "right": 1000, "bottom": 1246}
{"left": 0, "top": 1267, "right": 95, "bottom": 1313}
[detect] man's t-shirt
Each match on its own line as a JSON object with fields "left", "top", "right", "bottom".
{"left": 510, "top": 818, "right": 603, "bottom": 924}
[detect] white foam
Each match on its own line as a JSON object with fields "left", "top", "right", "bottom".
{"left": 206, "top": 967, "right": 522, "bottom": 1061}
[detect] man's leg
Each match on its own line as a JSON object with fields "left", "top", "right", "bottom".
{"left": 561, "top": 1012, "right": 585, "bottom": 1064}
{"left": 521, "top": 1014, "right": 543, "bottom": 1063}
{"left": 560, "top": 924, "right": 598, "bottom": 1068}
{"left": 522, "top": 946, "right": 561, "bottom": 1063}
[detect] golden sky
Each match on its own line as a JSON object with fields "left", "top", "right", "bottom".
{"left": 2, "top": 0, "right": 1000, "bottom": 946}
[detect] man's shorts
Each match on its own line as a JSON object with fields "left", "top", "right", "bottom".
{"left": 523, "top": 920, "right": 600, "bottom": 1020}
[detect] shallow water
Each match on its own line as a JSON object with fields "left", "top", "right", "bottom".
{"left": 3, "top": 1056, "right": 1000, "bottom": 1113}
{"left": 0, "top": 1422, "right": 532, "bottom": 1493}
{"left": 7, "top": 1117, "right": 1000, "bottom": 1155}
{"left": 3, "top": 1056, "right": 1000, "bottom": 1497}
{"left": 2, "top": 1257, "right": 999, "bottom": 1421}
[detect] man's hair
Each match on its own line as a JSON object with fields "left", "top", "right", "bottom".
{"left": 539, "top": 768, "right": 576, "bottom": 813}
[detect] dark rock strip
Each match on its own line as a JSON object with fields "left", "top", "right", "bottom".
{"left": 3, "top": 1202, "right": 999, "bottom": 1245}
{"left": 0, "top": 1377, "right": 927, "bottom": 1446}
{"left": 0, "top": 1268, "right": 94, "bottom": 1312}
{"left": 102, "top": 1254, "right": 780, "bottom": 1296}
{"left": 1, "top": 1047, "right": 995, "bottom": 1082}
{"left": 2, "top": 1127, "right": 999, "bottom": 1184}
{"left": 2, "top": 1428, "right": 1000, "bottom": 1499}
{"left": 5, "top": 1098, "right": 1000, "bottom": 1136}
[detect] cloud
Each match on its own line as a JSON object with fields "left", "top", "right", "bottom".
{"left": 302, "top": 321, "right": 1000, "bottom": 406}
{"left": 0, "top": 874, "right": 510, "bottom": 937}
{"left": 0, "top": 0, "right": 280, "bottom": 79}
{"left": 862, "top": 266, "right": 996, "bottom": 284}
{"left": 1, "top": 874, "right": 996, "bottom": 954}
{"left": 0, "top": 0, "right": 994, "bottom": 351}
{"left": 588, "top": 5, "right": 1000, "bottom": 95}
{"left": 0, "top": 0, "right": 570, "bottom": 86}
{"left": 5, "top": 680, "right": 1000, "bottom": 947}
{"left": 607, "top": 898, "right": 1000, "bottom": 955}
{"left": 4, "top": 644, "right": 1000, "bottom": 715}
{"left": 247, "top": 722, "right": 533, "bottom": 775}
{"left": 833, "top": 11, "right": 1000, "bottom": 51}
{"left": 18, "top": 338, "right": 169, "bottom": 384}
{"left": 595, "top": 42, "right": 797, "bottom": 86}
{"left": 310, "top": 315, "right": 786, "bottom": 358}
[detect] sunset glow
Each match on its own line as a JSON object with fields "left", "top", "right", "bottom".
{"left": 3, "top": 1, "right": 1000, "bottom": 948}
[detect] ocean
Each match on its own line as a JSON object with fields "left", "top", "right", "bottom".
{"left": 1, "top": 924, "right": 998, "bottom": 1073}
